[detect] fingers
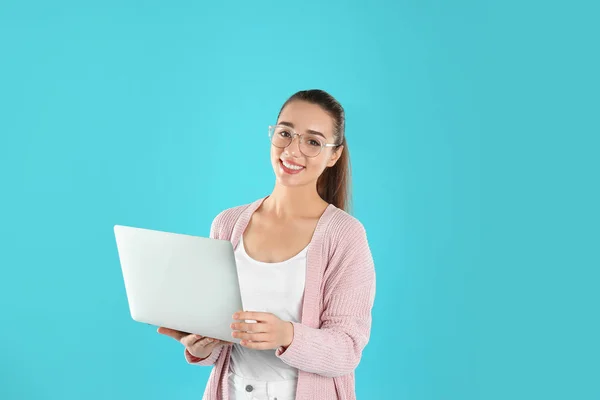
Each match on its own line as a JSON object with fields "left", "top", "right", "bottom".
{"left": 198, "top": 337, "right": 218, "bottom": 347}
{"left": 183, "top": 334, "right": 221, "bottom": 348}
{"left": 158, "top": 327, "right": 225, "bottom": 348}
{"left": 180, "top": 334, "right": 202, "bottom": 348}
{"left": 233, "top": 311, "right": 272, "bottom": 322}
{"left": 232, "top": 331, "right": 271, "bottom": 342}
{"left": 231, "top": 322, "right": 268, "bottom": 333}
{"left": 239, "top": 340, "right": 274, "bottom": 350}
{"left": 157, "top": 327, "right": 188, "bottom": 341}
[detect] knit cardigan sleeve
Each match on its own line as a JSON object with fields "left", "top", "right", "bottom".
{"left": 275, "top": 217, "right": 376, "bottom": 377}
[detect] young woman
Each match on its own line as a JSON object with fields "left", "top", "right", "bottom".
{"left": 158, "top": 89, "right": 376, "bottom": 400}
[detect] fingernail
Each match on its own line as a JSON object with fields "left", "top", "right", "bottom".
{"left": 233, "top": 313, "right": 239, "bottom": 319}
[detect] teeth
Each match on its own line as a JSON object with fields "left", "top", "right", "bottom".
{"left": 282, "top": 160, "right": 304, "bottom": 170}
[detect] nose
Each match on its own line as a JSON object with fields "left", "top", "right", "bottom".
{"left": 285, "top": 134, "right": 302, "bottom": 156}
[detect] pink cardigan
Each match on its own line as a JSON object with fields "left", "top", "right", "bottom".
{"left": 186, "top": 196, "right": 376, "bottom": 400}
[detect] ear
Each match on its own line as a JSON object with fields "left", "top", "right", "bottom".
{"left": 326, "top": 145, "right": 344, "bottom": 168}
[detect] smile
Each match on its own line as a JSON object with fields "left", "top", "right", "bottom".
{"left": 280, "top": 159, "right": 305, "bottom": 174}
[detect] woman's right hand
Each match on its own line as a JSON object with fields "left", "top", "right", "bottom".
{"left": 157, "top": 327, "right": 230, "bottom": 359}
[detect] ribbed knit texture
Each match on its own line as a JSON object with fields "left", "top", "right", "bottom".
{"left": 185, "top": 196, "right": 376, "bottom": 400}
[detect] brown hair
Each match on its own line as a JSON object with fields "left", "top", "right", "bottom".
{"left": 278, "top": 89, "right": 351, "bottom": 212}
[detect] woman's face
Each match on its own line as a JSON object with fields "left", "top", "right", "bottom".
{"left": 270, "top": 100, "right": 343, "bottom": 189}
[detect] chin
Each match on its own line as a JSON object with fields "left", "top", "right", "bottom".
{"left": 273, "top": 169, "right": 307, "bottom": 188}
{"left": 275, "top": 157, "right": 323, "bottom": 187}
{"left": 278, "top": 178, "right": 306, "bottom": 187}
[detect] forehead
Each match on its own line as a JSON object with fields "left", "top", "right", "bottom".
{"left": 277, "top": 101, "right": 335, "bottom": 140}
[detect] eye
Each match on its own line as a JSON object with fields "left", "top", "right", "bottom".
{"left": 278, "top": 130, "right": 292, "bottom": 138}
{"left": 304, "top": 135, "right": 323, "bottom": 147}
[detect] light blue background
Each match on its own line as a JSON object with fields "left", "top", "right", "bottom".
{"left": 1, "top": 1, "right": 598, "bottom": 399}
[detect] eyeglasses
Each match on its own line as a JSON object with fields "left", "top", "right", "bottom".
{"left": 268, "top": 125, "right": 339, "bottom": 158}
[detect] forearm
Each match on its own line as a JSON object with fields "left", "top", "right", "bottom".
{"left": 276, "top": 284, "right": 374, "bottom": 378}
{"left": 276, "top": 322, "right": 369, "bottom": 377}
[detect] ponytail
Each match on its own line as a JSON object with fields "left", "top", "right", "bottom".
{"left": 317, "top": 137, "right": 351, "bottom": 212}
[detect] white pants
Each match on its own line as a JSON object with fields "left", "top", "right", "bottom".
{"left": 228, "top": 372, "right": 297, "bottom": 400}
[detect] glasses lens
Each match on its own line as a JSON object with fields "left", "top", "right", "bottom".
{"left": 270, "top": 126, "right": 292, "bottom": 148}
{"left": 300, "top": 134, "right": 324, "bottom": 157}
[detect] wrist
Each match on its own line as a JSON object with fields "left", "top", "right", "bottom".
{"left": 282, "top": 321, "right": 294, "bottom": 348}
{"left": 185, "top": 348, "right": 209, "bottom": 362}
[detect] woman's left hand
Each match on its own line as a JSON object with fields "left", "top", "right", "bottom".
{"left": 231, "top": 311, "right": 294, "bottom": 350}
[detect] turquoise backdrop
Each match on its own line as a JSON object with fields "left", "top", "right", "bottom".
{"left": 1, "top": 0, "right": 598, "bottom": 399}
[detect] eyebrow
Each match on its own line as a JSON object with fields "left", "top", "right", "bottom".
{"left": 278, "top": 121, "right": 326, "bottom": 139}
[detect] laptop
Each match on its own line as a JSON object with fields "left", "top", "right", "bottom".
{"left": 114, "top": 224, "right": 243, "bottom": 343}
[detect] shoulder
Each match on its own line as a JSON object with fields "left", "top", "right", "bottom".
{"left": 320, "top": 206, "right": 373, "bottom": 271}
{"left": 324, "top": 206, "right": 369, "bottom": 246}
{"left": 209, "top": 202, "right": 253, "bottom": 240}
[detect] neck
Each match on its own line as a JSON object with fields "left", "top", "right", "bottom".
{"left": 265, "top": 182, "right": 327, "bottom": 219}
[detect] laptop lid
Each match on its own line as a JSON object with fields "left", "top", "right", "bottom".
{"left": 114, "top": 224, "right": 243, "bottom": 343}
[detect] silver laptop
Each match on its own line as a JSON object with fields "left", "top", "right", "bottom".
{"left": 114, "top": 224, "right": 243, "bottom": 343}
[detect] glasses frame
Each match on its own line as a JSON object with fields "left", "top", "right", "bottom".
{"left": 268, "top": 124, "right": 340, "bottom": 158}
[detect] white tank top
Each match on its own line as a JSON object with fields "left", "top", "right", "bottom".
{"left": 229, "top": 235, "right": 307, "bottom": 381}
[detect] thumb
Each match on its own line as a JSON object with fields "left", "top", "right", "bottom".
{"left": 157, "top": 327, "right": 187, "bottom": 341}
